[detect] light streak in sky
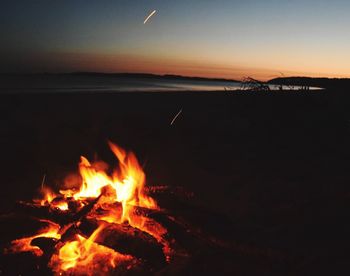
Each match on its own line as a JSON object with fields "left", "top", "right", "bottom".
{"left": 144, "top": 10, "right": 157, "bottom": 24}
{"left": 170, "top": 108, "right": 183, "bottom": 125}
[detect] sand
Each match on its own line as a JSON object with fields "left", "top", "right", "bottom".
{"left": 1, "top": 89, "right": 350, "bottom": 274}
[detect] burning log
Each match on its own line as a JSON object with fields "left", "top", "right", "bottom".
{"left": 13, "top": 193, "right": 102, "bottom": 224}
{"left": 78, "top": 218, "right": 166, "bottom": 268}
{"left": 30, "top": 237, "right": 58, "bottom": 263}
{"left": 71, "top": 194, "right": 102, "bottom": 222}
{"left": 13, "top": 201, "right": 71, "bottom": 225}
{"left": 1, "top": 142, "right": 235, "bottom": 275}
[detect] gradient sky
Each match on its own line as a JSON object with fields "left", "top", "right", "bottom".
{"left": 1, "top": 0, "right": 350, "bottom": 80}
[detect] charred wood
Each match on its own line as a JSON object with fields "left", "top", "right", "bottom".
{"left": 78, "top": 218, "right": 166, "bottom": 268}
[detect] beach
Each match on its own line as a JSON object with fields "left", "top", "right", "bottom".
{"left": 1, "top": 89, "right": 350, "bottom": 274}
{"left": 1, "top": 0, "right": 349, "bottom": 273}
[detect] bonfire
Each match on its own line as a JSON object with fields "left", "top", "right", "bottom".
{"left": 1, "top": 142, "right": 232, "bottom": 275}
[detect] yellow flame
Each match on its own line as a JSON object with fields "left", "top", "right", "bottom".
{"left": 51, "top": 225, "right": 133, "bottom": 274}
{"left": 6, "top": 222, "right": 61, "bottom": 256}
{"left": 8, "top": 142, "right": 170, "bottom": 273}
{"left": 70, "top": 142, "right": 158, "bottom": 223}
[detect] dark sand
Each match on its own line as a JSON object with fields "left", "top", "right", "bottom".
{"left": 1, "top": 89, "right": 350, "bottom": 274}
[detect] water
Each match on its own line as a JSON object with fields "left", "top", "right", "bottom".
{"left": 0, "top": 74, "right": 321, "bottom": 93}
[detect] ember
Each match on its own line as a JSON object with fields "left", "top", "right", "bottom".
{"left": 3, "top": 142, "right": 171, "bottom": 275}
{"left": 1, "top": 142, "right": 233, "bottom": 275}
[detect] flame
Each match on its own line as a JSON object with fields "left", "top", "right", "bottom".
{"left": 6, "top": 221, "right": 61, "bottom": 256}
{"left": 50, "top": 225, "right": 134, "bottom": 274}
{"left": 35, "top": 187, "right": 69, "bottom": 211}
{"left": 73, "top": 142, "right": 158, "bottom": 222}
{"left": 55, "top": 202, "right": 69, "bottom": 211}
{"left": 6, "top": 142, "right": 170, "bottom": 274}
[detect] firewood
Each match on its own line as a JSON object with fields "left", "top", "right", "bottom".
{"left": 13, "top": 201, "right": 72, "bottom": 224}
{"left": 0, "top": 214, "right": 53, "bottom": 241}
{"left": 94, "top": 202, "right": 164, "bottom": 218}
{"left": 70, "top": 194, "right": 102, "bottom": 222}
{"left": 78, "top": 218, "right": 166, "bottom": 268}
{"left": 30, "top": 237, "right": 58, "bottom": 257}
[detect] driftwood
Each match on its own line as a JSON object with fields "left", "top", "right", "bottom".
{"left": 0, "top": 214, "right": 55, "bottom": 243}
{"left": 240, "top": 77, "right": 271, "bottom": 92}
{"left": 1, "top": 186, "right": 236, "bottom": 275}
{"left": 78, "top": 218, "right": 166, "bottom": 268}
{"left": 94, "top": 202, "right": 163, "bottom": 218}
{"left": 31, "top": 237, "right": 58, "bottom": 258}
{"left": 14, "top": 201, "right": 73, "bottom": 225}
{"left": 13, "top": 195, "right": 102, "bottom": 225}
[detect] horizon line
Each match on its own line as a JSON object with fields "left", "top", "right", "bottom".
{"left": 1, "top": 71, "right": 350, "bottom": 83}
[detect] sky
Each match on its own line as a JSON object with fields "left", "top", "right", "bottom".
{"left": 1, "top": 0, "right": 350, "bottom": 80}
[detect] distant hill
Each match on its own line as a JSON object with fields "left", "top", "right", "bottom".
{"left": 268, "top": 77, "right": 350, "bottom": 89}
{"left": 71, "top": 72, "right": 240, "bottom": 83}
{"left": 0, "top": 72, "right": 240, "bottom": 83}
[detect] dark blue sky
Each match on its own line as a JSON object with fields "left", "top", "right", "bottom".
{"left": 1, "top": 0, "right": 349, "bottom": 79}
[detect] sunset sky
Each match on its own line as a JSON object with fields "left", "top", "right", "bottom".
{"left": 1, "top": 0, "right": 350, "bottom": 80}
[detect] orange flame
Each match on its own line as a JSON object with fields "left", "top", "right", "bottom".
{"left": 7, "top": 142, "right": 170, "bottom": 274}
{"left": 35, "top": 187, "right": 69, "bottom": 211}
{"left": 72, "top": 142, "right": 158, "bottom": 222}
{"left": 6, "top": 221, "right": 61, "bottom": 256}
{"left": 50, "top": 225, "right": 134, "bottom": 274}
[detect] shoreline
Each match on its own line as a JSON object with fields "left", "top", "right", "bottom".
{"left": 0, "top": 88, "right": 326, "bottom": 95}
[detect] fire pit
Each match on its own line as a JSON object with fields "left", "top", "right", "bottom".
{"left": 0, "top": 142, "right": 234, "bottom": 275}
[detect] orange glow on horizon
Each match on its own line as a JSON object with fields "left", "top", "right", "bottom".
{"left": 14, "top": 51, "right": 350, "bottom": 81}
